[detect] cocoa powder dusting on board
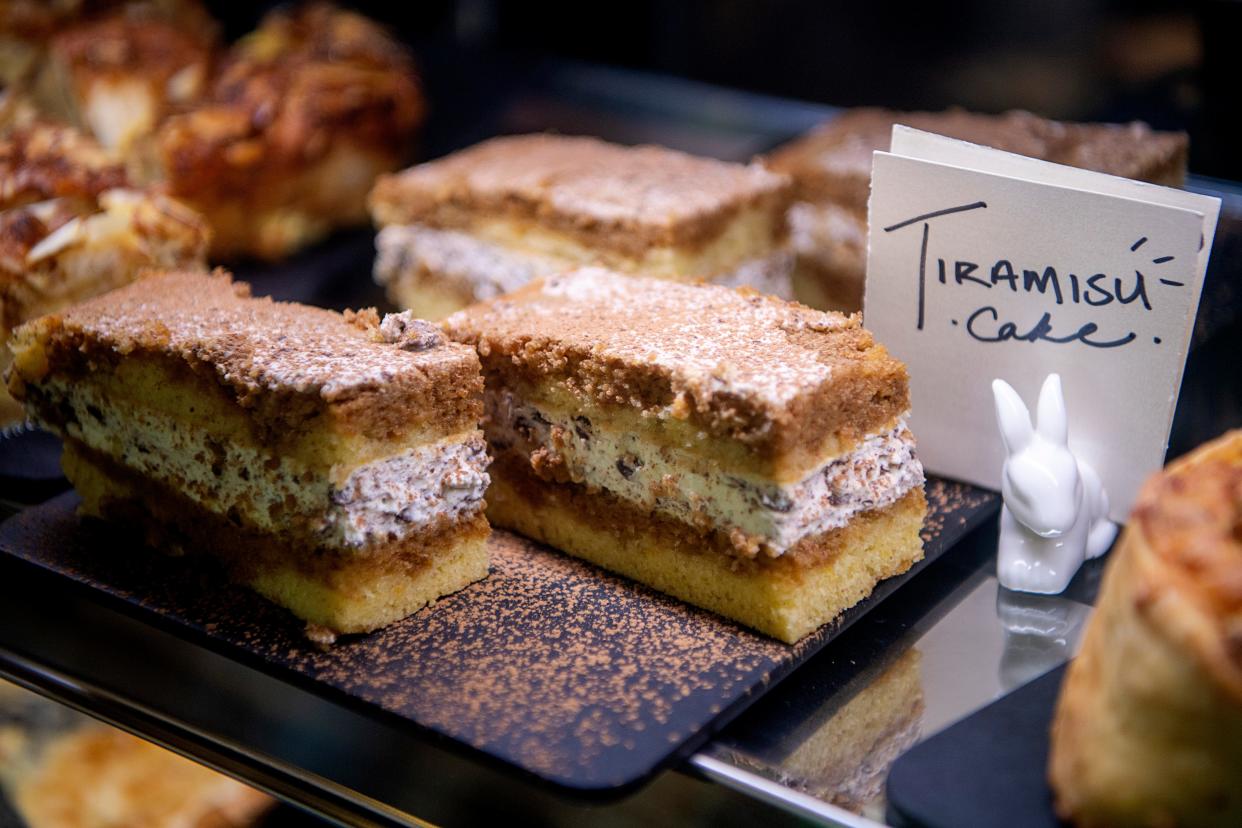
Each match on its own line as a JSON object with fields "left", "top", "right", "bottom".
{"left": 920, "top": 478, "right": 993, "bottom": 544}
{"left": 0, "top": 478, "right": 997, "bottom": 789}
{"left": 291, "top": 532, "right": 788, "bottom": 782}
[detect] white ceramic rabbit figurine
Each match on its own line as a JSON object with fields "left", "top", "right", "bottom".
{"left": 992, "top": 374, "right": 1117, "bottom": 594}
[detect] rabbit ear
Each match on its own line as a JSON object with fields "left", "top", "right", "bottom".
{"left": 1036, "top": 374, "right": 1069, "bottom": 446}
{"left": 992, "top": 379, "right": 1033, "bottom": 455}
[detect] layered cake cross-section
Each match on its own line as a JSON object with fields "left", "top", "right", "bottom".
{"left": 444, "top": 268, "right": 926, "bottom": 643}
{"left": 8, "top": 269, "right": 490, "bottom": 637}
{"left": 369, "top": 133, "right": 794, "bottom": 319}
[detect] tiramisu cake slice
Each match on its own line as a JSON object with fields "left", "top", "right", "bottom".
{"left": 369, "top": 134, "right": 794, "bottom": 318}
{"left": 444, "top": 268, "right": 926, "bottom": 643}
{"left": 766, "top": 108, "right": 1189, "bottom": 312}
{"left": 8, "top": 269, "right": 490, "bottom": 637}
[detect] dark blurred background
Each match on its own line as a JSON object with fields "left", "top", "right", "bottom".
{"left": 209, "top": 0, "right": 1241, "bottom": 179}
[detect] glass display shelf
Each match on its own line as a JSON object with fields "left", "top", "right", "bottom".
{"left": 1, "top": 57, "right": 1239, "bottom": 827}
{"left": 1, "top": 511, "right": 1088, "bottom": 828}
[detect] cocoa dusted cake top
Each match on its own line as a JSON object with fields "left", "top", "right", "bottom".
{"left": 443, "top": 267, "right": 909, "bottom": 453}
{"left": 12, "top": 269, "right": 481, "bottom": 431}
{"left": 767, "top": 108, "right": 1189, "bottom": 208}
{"left": 370, "top": 134, "right": 791, "bottom": 251}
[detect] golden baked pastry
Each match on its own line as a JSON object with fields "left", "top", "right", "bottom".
{"left": 0, "top": 681, "right": 271, "bottom": 828}
{"left": 147, "top": 2, "right": 425, "bottom": 260}
{"left": 12, "top": 730, "right": 271, "bottom": 828}
{"left": 32, "top": 5, "right": 217, "bottom": 154}
{"left": 9, "top": 269, "right": 490, "bottom": 637}
{"left": 766, "top": 108, "right": 1189, "bottom": 312}
{"left": 444, "top": 268, "right": 925, "bottom": 643}
{"left": 0, "top": 1, "right": 214, "bottom": 93}
{"left": 369, "top": 133, "right": 794, "bottom": 318}
{"left": 0, "top": 117, "right": 208, "bottom": 427}
{"left": 0, "top": 1, "right": 72, "bottom": 90}
{"left": 1049, "top": 429, "right": 1242, "bottom": 827}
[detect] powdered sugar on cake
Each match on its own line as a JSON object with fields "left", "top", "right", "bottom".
{"left": 457, "top": 266, "right": 859, "bottom": 409}
{"left": 371, "top": 134, "right": 788, "bottom": 239}
{"left": 47, "top": 269, "right": 476, "bottom": 401}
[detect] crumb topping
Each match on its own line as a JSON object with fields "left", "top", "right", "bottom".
{"left": 377, "top": 310, "right": 445, "bottom": 352}
{"left": 23, "top": 268, "right": 477, "bottom": 404}
{"left": 449, "top": 267, "right": 851, "bottom": 404}
{"left": 369, "top": 133, "right": 791, "bottom": 254}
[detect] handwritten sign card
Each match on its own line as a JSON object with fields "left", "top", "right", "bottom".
{"left": 864, "top": 127, "right": 1221, "bottom": 519}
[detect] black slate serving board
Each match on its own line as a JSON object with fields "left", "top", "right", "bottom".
{"left": 886, "top": 664, "right": 1067, "bottom": 828}
{"left": 0, "top": 479, "right": 996, "bottom": 795}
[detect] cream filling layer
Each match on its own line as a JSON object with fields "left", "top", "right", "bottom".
{"left": 35, "top": 378, "right": 489, "bottom": 550}
{"left": 326, "top": 437, "right": 489, "bottom": 547}
{"left": 487, "top": 390, "right": 923, "bottom": 555}
{"left": 374, "top": 223, "right": 794, "bottom": 303}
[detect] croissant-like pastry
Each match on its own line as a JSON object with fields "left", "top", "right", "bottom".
{"left": 1049, "top": 429, "right": 1242, "bottom": 827}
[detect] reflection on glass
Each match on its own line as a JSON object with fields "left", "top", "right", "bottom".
{"left": 0, "top": 680, "right": 272, "bottom": 827}
{"left": 785, "top": 647, "right": 924, "bottom": 814}
{"left": 995, "top": 588, "right": 1090, "bottom": 692}
{"left": 723, "top": 647, "right": 925, "bottom": 816}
